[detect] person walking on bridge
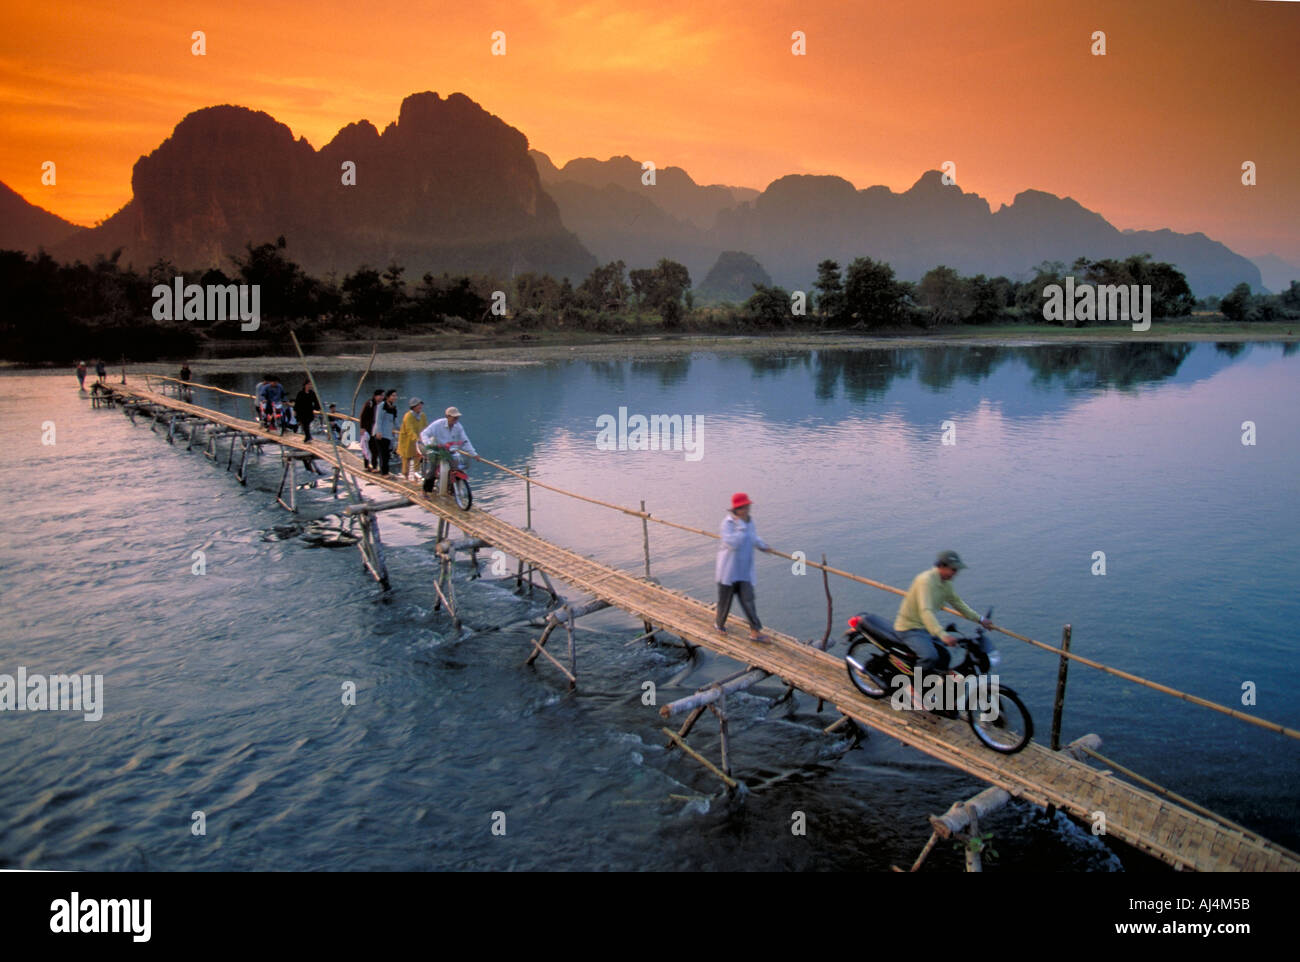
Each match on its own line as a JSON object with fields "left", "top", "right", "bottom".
{"left": 397, "top": 398, "right": 428, "bottom": 481}
{"left": 715, "top": 492, "right": 772, "bottom": 642}
{"left": 372, "top": 389, "right": 399, "bottom": 475}
{"left": 894, "top": 550, "right": 994, "bottom": 670}
{"left": 293, "top": 380, "right": 319, "bottom": 443}
{"left": 358, "top": 389, "right": 382, "bottom": 471}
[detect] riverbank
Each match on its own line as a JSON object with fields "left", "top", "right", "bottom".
{"left": 4, "top": 320, "right": 1295, "bottom": 375}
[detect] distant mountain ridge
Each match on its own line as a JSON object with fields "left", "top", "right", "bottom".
{"left": 0, "top": 91, "right": 1265, "bottom": 297}
{"left": 535, "top": 159, "right": 1261, "bottom": 296}
{"left": 0, "top": 182, "right": 82, "bottom": 253}
{"left": 48, "top": 92, "right": 595, "bottom": 281}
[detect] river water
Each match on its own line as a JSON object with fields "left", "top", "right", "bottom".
{"left": 2, "top": 341, "right": 1297, "bottom": 871}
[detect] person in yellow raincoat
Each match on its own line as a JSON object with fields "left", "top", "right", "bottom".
{"left": 397, "top": 398, "right": 428, "bottom": 480}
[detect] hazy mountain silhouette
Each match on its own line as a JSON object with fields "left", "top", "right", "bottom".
{"left": 713, "top": 171, "right": 1260, "bottom": 296}
{"left": 533, "top": 155, "right": 1261, "bottom": 296}
{"left": 0, "top": 182, "right": 83, "bottom": 252}
{"left": 694, "top": 251, "right": 772, "bottom": 304}
{"left": 51, "top": 93, "right": 595, "bottom": 281}
{"left": 1249, "top": 254, "right": 1300, "bottom": 294}
{"left": 3, "top": 92, "right": 1265, "bottom": 296}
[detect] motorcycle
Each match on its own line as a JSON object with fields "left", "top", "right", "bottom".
{"left": 419, "top": 441, "right": 473, "bottom": 510}
{"left": 844, "top": 607, "right": 1033, "bottom": 754}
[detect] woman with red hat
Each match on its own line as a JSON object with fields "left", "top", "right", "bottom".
{"left": 715, "top": 492, "right": 772, "bottom": 641}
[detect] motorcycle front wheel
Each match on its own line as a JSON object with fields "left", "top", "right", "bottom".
{"left": 846, "top": 639, "right": 891, "bottom": 699}
{"left": 452, "top": 477, "right": 473, "bottom": 510}
{"left": 966, "top": 685, "right": 1033, "bottom": 754}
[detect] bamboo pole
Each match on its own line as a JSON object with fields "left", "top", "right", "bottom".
{"left": 349, "top": 343, "right": 377, "bottom": 418}
{"left": 964, "top": 811, "right": 983, "bottom": 873}
{"left": 659, "top": 668, "right": 769, "bottom": 717}
{"left": 661, "top": 727, "right": 738, "bottom": 790}
{"left": 528, "top": 634, "right": 576, "bottom": 684}
{"left": 1050, "top": 624, "right": 1072, "bottom": 752}
{"left": 524, "top": 622, "right": 558, "bottom": 667}
{"left": 909, "top": 832, "right": 940, "bottom": 872}
{"left": 711, "top": 697, "right": 731, "bottom": 780}
{"left": 1075, "top": 743, "right": 1268, "bottom": 842}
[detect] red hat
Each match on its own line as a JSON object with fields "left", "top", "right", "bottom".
{"left": 731, "top": 492, "right": 753, "bottom": 510}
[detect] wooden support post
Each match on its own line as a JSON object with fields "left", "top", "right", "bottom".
{"left": 671, "top": 706, "right": 707, "bottom": 747}
{"left": 639, "top": 499, "right": 655, "bottom": 637}
{"left": 660, "top": 728, "right": 738, "bottom": 791}
{"left": 909, "top": 832, "right": 941, "bottom": 872}
{"left": 711, "top": 694, "right": 731, "bottom": 781}
{"left": 526, "top": 634, "right": 576, "bottom": 684}
{"left": 1050, "top": 624, "right": 1072, "bottom": 752}
{"left": 524, "top": 621, "right": 558, "bottom": 667}
{"left": 276, "top": 454, "right": 297, "bottom": 512}
{"left": 823, "top": 714, "right": 852, "bottom": 735}
{"left": 534, "top": 568, "right": 560, "bottom": 605}
{"left": 659, "top": 667, "right": 769, "bottom": 718}
{"left": 356, "top": 512, "right": 391, "bottom": 590}
{"left": 445, "top": 559, "right": 460, "bottom": 629}
{"left": 565, "top": 604, "right": 577, "bottom": 687}
{"left": 964, "top": 812, "right": 983, "bottom": 873}
{"left": 236, "top": 436, "right": 250, "bottom": 485}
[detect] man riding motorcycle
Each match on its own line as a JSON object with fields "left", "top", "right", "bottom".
{"left": 419, "top": 406, "right": 479, "bottom": 493}
{"left": 894, "top": 550, "right": 994, "bottom": 670}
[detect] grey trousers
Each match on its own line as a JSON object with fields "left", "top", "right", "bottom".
{"left": 898, "top": 628, "right": 947, "bottom": 669}
{"left": 716, "top": 581, "right": 761, "bottom": 631}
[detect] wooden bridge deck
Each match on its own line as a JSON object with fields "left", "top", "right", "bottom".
{"left": 105, "top": 378, "right": 1300, "bottom": 872}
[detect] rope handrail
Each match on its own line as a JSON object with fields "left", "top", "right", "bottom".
{"left": 474, "top": 453, "right": 1300, "bottom": 741}
{"left": 143, "top": 374, "right": 360, "bottom": 422}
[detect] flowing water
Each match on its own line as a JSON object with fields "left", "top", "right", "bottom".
{"left": 2, "top": 341, "right": 1297, "bottom": 871}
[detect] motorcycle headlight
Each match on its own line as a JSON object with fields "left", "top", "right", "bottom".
{"left": 987, "top": 651, "right": 1001, "bottom": 669}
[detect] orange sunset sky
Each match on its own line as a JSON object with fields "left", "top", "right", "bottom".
{"left": 2, "top": 0, "right": 1298, "bottom": 262}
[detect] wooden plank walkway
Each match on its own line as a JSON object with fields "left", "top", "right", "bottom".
{"left": 105, "top": 378, "right": 1300, "bottom": 872}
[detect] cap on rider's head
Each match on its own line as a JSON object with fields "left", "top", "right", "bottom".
{"left": 445, "top": 406, "right": 461, "bottom": 418}
{"left": 936, "top": 550, "right": 966, "bottom": 570}
{"left": 410, "top": 397, "right": 423, "bottom": 409}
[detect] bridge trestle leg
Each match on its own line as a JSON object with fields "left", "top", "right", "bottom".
{"left": 236, "top": 436, "right": 251, "bottom": 486}
{"left": 355, "top": 511, "right": 391, "bottom": 591}
{"left": 276, "top": 452, "right": 297, "bottom": 512}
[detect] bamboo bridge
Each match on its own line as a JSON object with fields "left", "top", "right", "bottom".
{"left": 87, "top": 374, "right": 1300, "bottom": 873}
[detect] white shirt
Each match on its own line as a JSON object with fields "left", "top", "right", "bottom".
{"left": 419, "top": 418, "right": 477, "bottom": 456}
{"left": 715, "top": 513, "right": 769, "bottom": 585}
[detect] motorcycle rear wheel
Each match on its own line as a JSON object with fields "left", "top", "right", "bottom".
{"left": 846, "top": 640, "right": 891, "bottom": 699}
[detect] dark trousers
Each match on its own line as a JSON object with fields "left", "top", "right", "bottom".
{"left": 716, "top": 581, "right": 761, "bottom": 631}
{"left": 375, "top": 437, "right": 392, "bottom": 475}
{"left": 298, "top": 416, "right": 313, "bottom": 443}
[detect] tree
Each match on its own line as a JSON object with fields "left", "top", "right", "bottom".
{"left": 843, "top": 257, "right": 909, "bottom": 328}
{"left": 916, "top": 265, "right": 973, "bottom": 325}
{"left": 813, "top": 260, "right": 845, "bottom": 324}
{"left": 1220, "top": 283, "right": 1252, "bottom": 322}
{"left": 744, "top": 284, "right": 791, "bottom": 327}
{"left": 576, "top": 261, "right": 629, "bottom": 312}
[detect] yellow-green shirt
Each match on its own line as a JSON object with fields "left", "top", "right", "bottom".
{"left": 894, "top": 567, "right": 980, "bottom": 636}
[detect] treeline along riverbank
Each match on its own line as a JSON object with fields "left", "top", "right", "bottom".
{"left": 3, "top": 239, "right": 1297, "bottom": 363}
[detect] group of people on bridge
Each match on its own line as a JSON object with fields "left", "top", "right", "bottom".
{"left": 716, "top": 493, "right": 990, "bottom": 663}
{"left": 357, "top": 391, "right": 478, "bottom": 487}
